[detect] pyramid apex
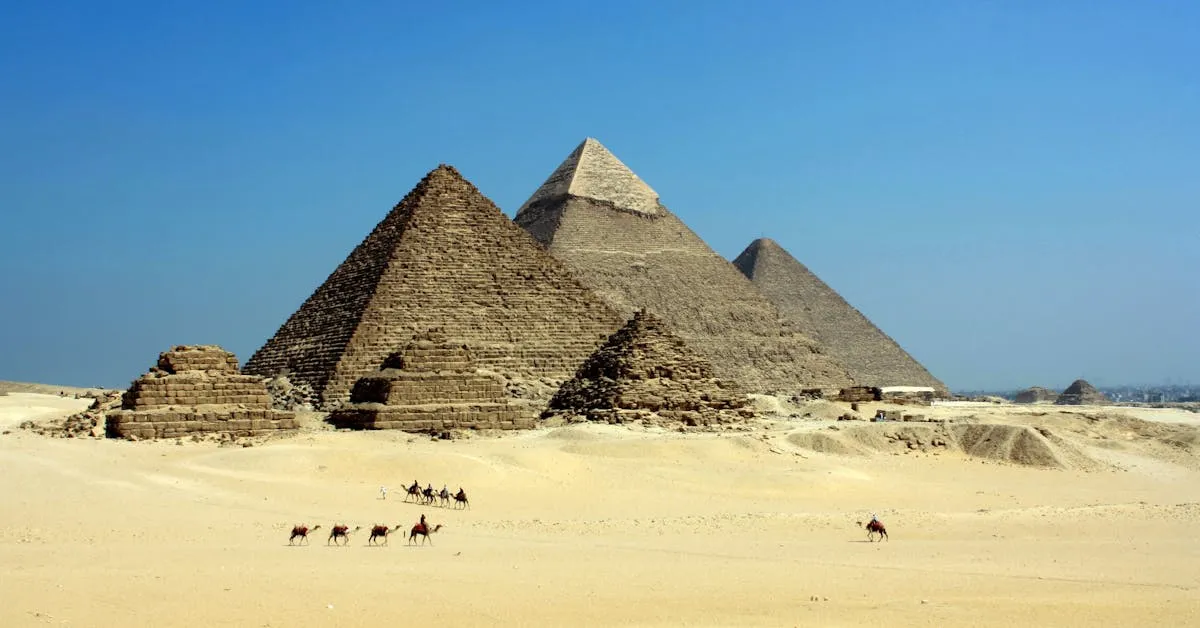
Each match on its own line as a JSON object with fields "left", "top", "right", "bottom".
{"left": 517, "top": 138, "right": 662, "bottom": 216}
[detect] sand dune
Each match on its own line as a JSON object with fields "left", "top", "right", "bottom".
{"left": 2, "top": 394, "right": 1199, "bottom": 626}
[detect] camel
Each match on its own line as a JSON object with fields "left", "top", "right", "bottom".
{"left": 439, "top": 486, "right": 451, "bottom": 507}
{"left": 422, "top": 486, "right": 437, "bottom": 505}
{"left": 859, "top": 519, "right": 888, "bottom": 542}
{"left": 327, "top": 524, "right": 361, "bottom": 546}
{"left": 289, "top": 524, "right": 320, "bottom": 545}
{"left": 408, "top": 522, "right": 443, "bottom": 545}
{"left": 404, "top": 482, "right": 422, "bottom": 503}
{"left": 369, "top": 524, "right": 403, "bottom": 546}
{"left": 453, "top": 488, "right": 470, "bottom": 510}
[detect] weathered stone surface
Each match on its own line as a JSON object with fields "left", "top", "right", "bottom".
{"left": 1055, "top": 379, "right": 1109, "bottom": 405}
{"left": 243, "top": 165, "right": 623, "bottom": 408}
{"left": 329, "top": 331, "right": 531, "bottom": 432}
{"left": 108, "top": 345, "right": 296, "bottom": 439}
{"left": 516, "top": 139, "right": 852, "bottom": 395}
{"left": 1015, "top": 386, "right": 1059, "bottom": 404}
{"left": 548, "top": 310, "right": 751, "bottom": 425}
{"left": 733, "top": 238, "right": 946, "bottom": 392}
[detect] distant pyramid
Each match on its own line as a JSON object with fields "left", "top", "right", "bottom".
{"left": 733, "top": 238, "right": 946, "bottom": 391}
{"left": 1054, "top": 379, "right": 1109, "bottom": 405}
{"left": 515, "top": 138, "right": 852, "bottom": 393}
{"left": 1015, "top": 386, "right": 1059, "bottom": 404}
{"left": 549, "top": 309, "right": 750, "bottom": 421}
{"left": 243, "top": 165, "right": 623, "bottom": 407}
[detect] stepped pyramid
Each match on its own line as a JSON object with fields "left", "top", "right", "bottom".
{"left": 515, "top": 138, "right": 852, "bottom": 394}
{"left": 1054, "top": 379, "right": 1109, "bottom": 405}
{"left": 243, "top": 165, "right": 624, "bottom": 407}
{"left": 549, "top": 310, "right": 750, "bottom": 424}
{"left": 733, "top": 238, "right": 946, "bottom": 391}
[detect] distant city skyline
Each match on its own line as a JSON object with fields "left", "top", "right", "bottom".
{"left": 1, "top": 1, "right": 1196, "bottom": 391}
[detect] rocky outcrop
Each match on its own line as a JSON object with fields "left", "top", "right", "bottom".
{"left": 547, "top": 310, "right": 752, "bottom": 426}
{"left": 107, "top": 345, "right": 297, "bottom": 439}
{"left": 328, "top": 330, "right": 532, "bottom": 433}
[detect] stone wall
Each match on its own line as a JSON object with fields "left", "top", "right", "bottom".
{"left": 108, "top": 345, "right": 296, "bottom": 439}
{"left": 243, "top": 165, "right": 624, "bottom": 407}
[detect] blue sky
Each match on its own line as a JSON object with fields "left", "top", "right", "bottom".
{"left": 1, "top": 1, "right": 1196, "bottom": 391}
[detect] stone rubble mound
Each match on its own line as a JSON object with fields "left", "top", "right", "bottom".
{"left": 547, "top": 310, "right": 754, "bottom": 427}
{"left": 1055, "top": 379, "right": 1110, "bottom": 405}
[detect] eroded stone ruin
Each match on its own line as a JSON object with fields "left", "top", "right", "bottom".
{"left": 1055, "top": 379, "right": 1110, "bottom": 405}
{"left": 514, "top": 138, "right": 853, "bottom": 395}
{"left": 547, "top": 310, "right": 752, "bottom": 426}
{"left": 1015, "top": 386, "right": 1059, "bottom": 404}
{"left": 243, "top": 164, "right": 623, "bottom": 408}
{"left": 107, "top": 345, "right": 297, "bottom": 439}
{"left": 328, "top": 330, "right": 532, "bottom": 432}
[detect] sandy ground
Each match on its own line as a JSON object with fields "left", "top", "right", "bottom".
{"left": 2, "top": 394, "right": 1199, "bottom": 627}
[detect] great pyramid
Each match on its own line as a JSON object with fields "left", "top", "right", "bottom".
{"left": 733, "top": 238, "right": 946, "bottom": 392}
{"left": 549, "top": 310, "right": 750, "bottom": 424}
{"left": 514, "top": 138, "right": 852, "bottom": 394}
{"left": 243, "top": 165, "right": 624, "bottom": 407}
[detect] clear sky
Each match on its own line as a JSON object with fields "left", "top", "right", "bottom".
{"left": 2, "top": 1, "right": 1196, "bottom": 392}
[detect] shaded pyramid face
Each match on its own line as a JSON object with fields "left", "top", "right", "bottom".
{"left": 243, "top": 165, "right": 624, "bottom": 407}
{"left": 550, "top": 309, "right": 748, "bottom": 413}
{"left": 732, "top": 238, "right": 946, "bottom": 391}
{"left": 515, "top": 139, "right": 853, "bottom": 393}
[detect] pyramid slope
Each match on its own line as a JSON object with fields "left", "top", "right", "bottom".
{"left": 733, "top": 238, "right": 946, "bottom": 391}
{"left": 550, "top": 310, "right": 748, "bottom": 413}
{"left": 518, "top": 138, "right": 662, "bottom": 218}
{"left": 244, "top": 165, "right": 624, "bottom": 407}
{"left": 515, "top": 140, "right": 853, "bottom": 394}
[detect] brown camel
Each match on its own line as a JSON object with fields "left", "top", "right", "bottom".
{"left": 368, "top": 524, "right": 403, "bottom": 546}
{"left": 404, "top": 482, "right": 422, "bottom": 502}
{"left": 408, "top": 522, "right": 443, "bottom": 545}
{"left": 453, "top": 488, "right": 470, "bottom": 510}
{"left": 859, "top": 519, "right": 888, "bottom": 542}
{"left": 327, "top": 524, "right": 361, "bottom": 546}
{"left": 289, "top": 524, "right": 320, "bottom": 545}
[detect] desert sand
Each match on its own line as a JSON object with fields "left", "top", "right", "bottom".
{"left": 2, "top": 393, "right": 1199, "bottom": 627}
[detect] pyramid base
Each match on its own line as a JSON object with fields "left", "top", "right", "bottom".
{"left": 328, "top": 403, "right": 534, "bottom": 432}
{"left": 107, "top": 407, "right": 298, "bottom": 439}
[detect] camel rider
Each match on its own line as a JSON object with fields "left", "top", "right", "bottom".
{"left": 409, "top": 480, "right": 419, "bottom": 493}
{"left": 869, "top": 512, "right": 879, "bottom": 524}
{"left": 418, "top": 514, "right": 427, "bottom": 533}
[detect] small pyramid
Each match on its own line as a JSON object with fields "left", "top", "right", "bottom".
{"left": 1054, "top": 379, "right": 1109, "bottom": 405}
{"left": 549, "top": 310, "right": 749, "bottom": 423}
{"left": 733, "top": 238, "right": 946, "bottom": 392}
{"left": 516, "top": 139, "right": 853, "bottom": 394}
{"left": 1015, "top": 386, "right": 1059, "bottom": 404}
{"left": 243, "top": 165, "right": 624, "bottom": 407}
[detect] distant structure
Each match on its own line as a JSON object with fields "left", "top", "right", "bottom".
{"left": 243, "top": 165, "right": 623, "bottom": 407}
{"left": 1015, "top": 386, "right": 1060, "bottom": 404}
{"left": 328, "top": 329, "right": 530, "bottom": 432}
{"left": 548, "top": 310, "right": 750, "bottom": 425}
{"left": 108, "top": 345, "right": 296, "bottom": 439}
{"left": 1055, "top": 379, "right": 1110, "bottom": 405}
{"left": 514, "top": 138, "right": 852, "bottom": 394}
{"left": 733, "top": 238, "right": 946, "bottom": 393}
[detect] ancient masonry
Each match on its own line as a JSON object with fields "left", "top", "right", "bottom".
{"left": 733, "top": 238, "right": 946, "bottom": 392}
{"left": 1015, "top": 386, "right": 1059, "bottom": 404}
{"left": 1054, "top": 379, "right": 1110, "bottom": 405}
{"left": 107, "top": 345, "right": 297, "bottom": 439}
{"left": 514, "top": 138, "right": 853, "bottom": 395}
{"left": 243, "top": 165, "right": 624, "bottom": 408}
{"left": 548, "top": 309, "right": 751, "bottom": 425}
{"left": 329, "top": 330, "right": 531, "bottom": 432}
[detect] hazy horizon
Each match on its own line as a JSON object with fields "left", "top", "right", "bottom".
{"left": 2, "top": 2, "right": 1196, "bottom": 391}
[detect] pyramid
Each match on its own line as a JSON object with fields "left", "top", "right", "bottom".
{"left": 1054, "top": 379, "right": 1109, "bottom": 405}
{"left": 549, "top": 310, "right": 750, "bottom": 424}
{"left": 515, "top": 139, "right": 852, "bottom": 394}
{"left": 733, "top": 238, "right": 946, "bottom": 392}
{"left": 243, "top": 165, "right": 624, "bottom": 407}
{"left": 1015, "top": 386, "right": 1059, "bottom": 404}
